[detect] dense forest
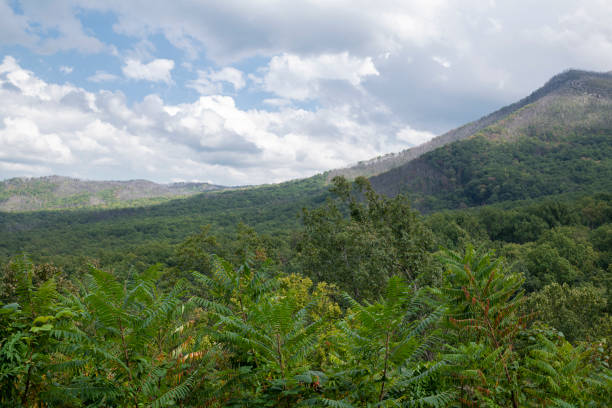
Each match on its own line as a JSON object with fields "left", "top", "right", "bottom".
{"left": 2, "top": 69, "right": 612, "bottom": 407}
{"left": 1, "top": 176, "right": 610, "bottom": 407}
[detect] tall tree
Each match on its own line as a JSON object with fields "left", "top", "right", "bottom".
{"left": 296, "top": 176, "right": 434, "bottom": 299}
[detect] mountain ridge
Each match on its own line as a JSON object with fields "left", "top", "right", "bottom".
{"left": 2, "top": 68, "right": 611, "bottom": 213}
{"left": 0, "top": 175, "right": 227, "bottom": 211}
{"left": 328, "top": 69, "right": 612, "bottom": 180}
{"left": 367, "top": 68, "right": 612, "bottom": 210}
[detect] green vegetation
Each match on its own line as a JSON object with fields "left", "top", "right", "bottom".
{"left": 1, "top": 246, "right": 609, "bottom": 406}
{"left": 372, "top": 131, "right": 612, "bottom": 211}
{"left": 1, "top": 176, "right": 611, "bottom": 407}
{"left": 0, "top": 176, "right": 226, "bottom": 212}
{"left": 0, "top": 175, "right": 328, "bottom": 273}
{"left": 2, "top": 69, "right": 612, "bottom": 404}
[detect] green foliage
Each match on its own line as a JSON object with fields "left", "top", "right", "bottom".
{"left": 0, "top": 257, "right": 77, "bottom": 407}
{"left": 525, "top": 283, "right": 611, "bottom": 343}
{"left": 1, "top": 130, "right": 611, "bottom": 407}
{"left": 518, "top": 325, "right": 612, "bottom": 407}
{"left": 1, "top": 245, "right": 610, "bottom": 407}
{"left": 73, "top": 264, "right": 218, "bottom": 407}
{"left": 372, "top": 132, "right": 612, "bottom": 212}
{"left": 441, "top": 247, "right": 528, "bottom": 407}
{"left": 322, "top": 276, "right": 449, "bottom": 406}
{"left": 0, "top": 174, "right": 328, "bottom": 275}
{"left": 296, "top": 176, "right": 434, "bottom": 298}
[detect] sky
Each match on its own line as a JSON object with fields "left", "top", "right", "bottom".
{"left": 1, "top": 0, "right": 612, "bottom": 185}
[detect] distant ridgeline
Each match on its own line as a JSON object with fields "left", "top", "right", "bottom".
{"left": 330, "top": 69, "right": 612, "bottom": 182}
{"left": 0, "top": 175, "right": 226, "bottom": 211}
{"left": 1, "top": 69, "right": 612, "bottom": 262}
{"left": 367, "top": 69, "right": 612, "bottom": 211}
{"left": 1, "top": 71, "right": 611, "bottom": 408}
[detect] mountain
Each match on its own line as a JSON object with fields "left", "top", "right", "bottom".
{"left": 2, "top": 69, "right": 612, "bottom": 263}
{"left": 368, "top": 69, "right": 612, "bottom": 211}
{"left": 0, "top": 175, "right": 226, "bottom": 211}
{"left": 0, "top": 175, "right": 328, "bottom": 263}
{"left": 4, "top": 69, "right": 610, "bottom": 213}
{"left": 329, "top": 69, "right": 612, "bottom": 180}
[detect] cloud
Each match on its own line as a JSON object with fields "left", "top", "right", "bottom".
{"left": 187, "top": 67, "right": 245, "bottom": 95}
{"left": 59, "top": 66, "right": 73, "bottom": 74}
{"left": 84, "top": 0, "right": 612, "bottom": 134}
{"left": 396, "top": 126, "right": 436, "bottom": 145}
{"left": 0, "top": 117, "right": 73, "bottom": 164}
{"left": 1, "top": 0, "right": 108, "bottom": 54}
{"left": 261, "top": 52, "right": 379, "bottom": 101}
{"left": 122, "top": 58, "right": 175, "bottom": 83}
{"left": 98, "top": 0, "right": 448, "bottom": 63}
{"left": 263, "top": 98, "right": 292, "bottom": 107}
{"left": 0, "top": 56, "right": 409, "bottom": 185}
{"left": 432, "top": 56, "right": 451, "bottom": 68}
{"left": 3, "top": 1, "right": 612, "bottom": 183}
{"left": 0, "top": 1, "right": 36, "bottom": 48}
{"left": 87, "top": 71, "right": 119, "bottom": 83}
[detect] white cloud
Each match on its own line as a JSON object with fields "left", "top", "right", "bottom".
{"left": 432, "top": 56, "right": 451, "bottom": 68}
{"left": 87, "top": 71, "right": 119, "bottom": 83}
{"left": 0, "top": 1, "right": 36, "bottom": 48}
{"left": 0, "top": 55, "right": 410, "bottom": 185}
{"left": 122, "top": 58, "right": 175, "bottom": 83}
{"left": 263, "top": 98, "right": 292, "bottom": 107}
{"left": 396, "top": 126, "right": 436, "bottom": 145}
{"left": 87, "top": 1, "right": 612, "bottom": 133}
{"left": 209, "top": 67, "right": 245, "bottom": 90}
{"left": 4, "top": 1, "right": 612, "bottom": 182}
{"left": 0, "top": 117, "right": 73, "bottom": 164}
{"left": 60, "top": 66, "right": 73, "bottom": 74}
{"left": 187, "top": 67, "right": 245, "bottom": 95}
{"left": 3, "top": 1, "right": 612, "bottom": 136}
{"left": 1, "top": 1, "right": 108, "bottom": 54}
{"left": 261, "top": 52, "right": 379, "bottom": 100}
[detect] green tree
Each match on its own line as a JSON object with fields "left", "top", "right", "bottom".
{"left": 518, "top": 324, "right": 611, "bottom": 407}
{"left": 0, "top": 257, "right": 77, "bottom": 407}
{"left": 441, "top": 247, "right": 528, "bottom": 408}
{"left": 296, "top": 176, "right": 434, "bottom": 299}
{"left": 525, "top": 283, "right": 611, "bottom": 342}
{"left": 192, "top": 257, "right": 327, "bottom": 406}
{"left": 321, "top": 276, "right": 450, "bottom": 407}
{"left": 70, "top": 264, "right": 217, "bottom": 407}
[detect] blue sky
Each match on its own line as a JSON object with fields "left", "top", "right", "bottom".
{"left": 1, "top": 0, "right": 612, "bottom": 185}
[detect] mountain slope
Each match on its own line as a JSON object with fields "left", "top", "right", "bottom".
{"left": 2, "top": 69, "right": 612, "bottom": 265}
{"left": 329, "top": 69, "right": 612, "bottom": 180}
{"left": 0, "top": 175, "right": 328, "bottom": 263}
{"left": 0, "top": 175, "right": 226, "bottom": 211}
{"left": 369, "top": 70, "right": 612, "bottom": 211}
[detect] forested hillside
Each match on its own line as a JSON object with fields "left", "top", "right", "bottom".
{"left": 369, "top": 70, "right": 612, "bottom": 210}
{"left": 331, "top": 69, "right": 612, "bottom": 180}
{"left": 1, "top": 69, "right": 611, "bottom": 407}
{"left": 0, "top": 175, "right": 226, "bottom": 212}
{"left": 0, "top": 175, "right": 329, "bottom": 271}
{"left": 371, "top": 131, "right": 612, "bottom": 211}
{"left": 1, "top": 177, "right": 610, "bottom": 407}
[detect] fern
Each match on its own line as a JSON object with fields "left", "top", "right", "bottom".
{"left": 322, "top": 276, "right": 447, "bottom": 406}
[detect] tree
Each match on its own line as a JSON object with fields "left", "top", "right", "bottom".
{"left": 441, "top": 247, "right": 528, "bottom": 408}
{"left": 0, "top": 257, "right": 78, "bottom": 407}
{"left": 69, "top": 264, "right": 217, "bottom": 407}
{"left": 321, "top": 276, "right": 451, "bottom": 407}
{"left": 518, "top": 324, "right": 611, "bottom": 407}
{"left": 296, "top": 176, "right": 434, "bottom": 299}
{"left": 525, "top": 283, "right": 611, "bottom": 343}
{"left": 192, "top": 257, "right": 328, "bottom": 406}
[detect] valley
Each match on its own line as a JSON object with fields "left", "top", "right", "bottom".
{"left": 2, "top": 69, "right": 611, "bottom": 407}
